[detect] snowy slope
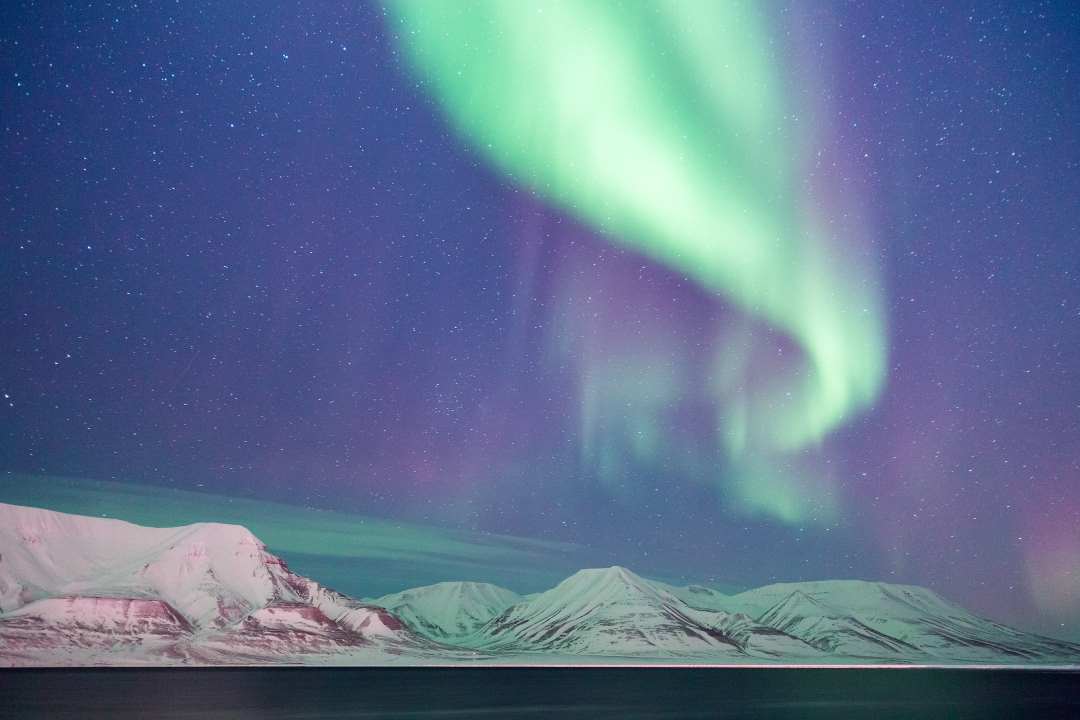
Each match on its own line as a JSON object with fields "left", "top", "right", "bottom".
{"left": 471, "top": 566, "right": 749, "bottom": 657}
{"left": 732, "top": 580, "right": 1080, "bottom": 662}
{"left": 374, "top": 581, "right": 520, "bottom": 640}
{"left": 455, "top": 569, "right": 1080, "bottom": 663}
{"left": 727, "top": 580, "right": 963, "bottom": 621}
{"left": 754, "top": 590, "right": 923, "bottom": 658}
{"left": 0, "top": 502, "right": 304, "bottom": 627}
{"left": 0, "top": 503, "right": 442, "bottom": 665}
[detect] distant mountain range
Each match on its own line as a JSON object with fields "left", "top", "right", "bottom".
{"left": 1, "top": 502, "right": 1077, "bottom": 666}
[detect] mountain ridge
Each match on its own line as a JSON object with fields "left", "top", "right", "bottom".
{"left": 374, "top": 580, "right": 521, "bottom": 640}
{"left": 1, "top": 504, "right": 1077, "bottom": 666}
{"left": 0, "top": 502, "right": 453, "bottom": 665}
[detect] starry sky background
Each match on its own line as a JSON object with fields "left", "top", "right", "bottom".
{"left": 1, "top": 1, "right": 1079, "bottom": 640}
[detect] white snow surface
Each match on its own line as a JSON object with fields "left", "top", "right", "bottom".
{"left": 375, "top": 581, "right": 520, "bottom": 640}
{"left": 470, "top": 566, "right": 749, "bottom": 657}
{"left": 726, "top": 579, "right": 965, "bottom": 621}
{"left": 0, "top": 503, "right": 444, "bottom": 666}
{"left": 726, "top": 580, "right": 1080, "bottom": 662}
{"left": 0, "top": 502, "right": 295, "bottom": 627}
{"left": 2, "top": 503, "right": 1078, "bottom": 666}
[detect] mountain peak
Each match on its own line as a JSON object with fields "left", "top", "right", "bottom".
{"left": 583, "top": 565, "right": 630, "bottom": 576}
{"left": 545, "top": 566, "right": 669, "bottom": 605}
{"left": 374, "top": 580, "right": 520, "bottom": 641}
{"left": 566, "top": 565, "right": 647, "bottom": 584}
{"left": 477, "top": 565, "right": 748, "bottom": 657}
{"left": 730, "top": 579, "right": 966, "bottom": 623}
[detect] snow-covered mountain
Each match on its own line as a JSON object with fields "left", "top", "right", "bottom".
{"left": 753, "top": 589, "right": 923, "bottom": 658}
{"left": 468, "top": 566, "right": 768, "bottom": 658}
{"left": 0, "top": 501, "right": 308, "bottom": 628}
{"left": 402, "top": 567, "right": 1080, "bottom": 663}
{"left": 2, "top": 502, "right": 1078, "bottom": 666}
{"left": 0, "top": 503, "right": 446, "bottom": 665}
{"left": 730, "top": 580, "right": 1080, "bottom": 662}
{"left": 374, "top": 581, "right": 520, "bottom": 641}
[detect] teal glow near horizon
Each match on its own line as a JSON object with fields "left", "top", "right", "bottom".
{"left": 388, "top": 0, "right": 887, "bottom": 521}
{"left": 0, "top": 474, "right": 599, "bottom": 597}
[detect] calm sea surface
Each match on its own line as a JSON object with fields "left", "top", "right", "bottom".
{"left": 1, "top": 667, "right": 1078, "bottom": 719}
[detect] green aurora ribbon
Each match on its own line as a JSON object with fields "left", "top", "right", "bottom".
{"left": 386, "top": 0, "right": 886, "bottom": 522}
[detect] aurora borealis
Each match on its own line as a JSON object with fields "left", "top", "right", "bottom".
{"left": 387, "top": 0, "right": 886, "bottom": 523}
{"left": 1, "top": 0, "right": 1078, "bottom": 643}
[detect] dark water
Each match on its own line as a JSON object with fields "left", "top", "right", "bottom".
{"left": 1, "top": 668, "right": 1078, "bottom": 719}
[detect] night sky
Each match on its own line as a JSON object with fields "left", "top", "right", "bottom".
{"left": 2, "top": 1, "right": 1079, "bottom": 640}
